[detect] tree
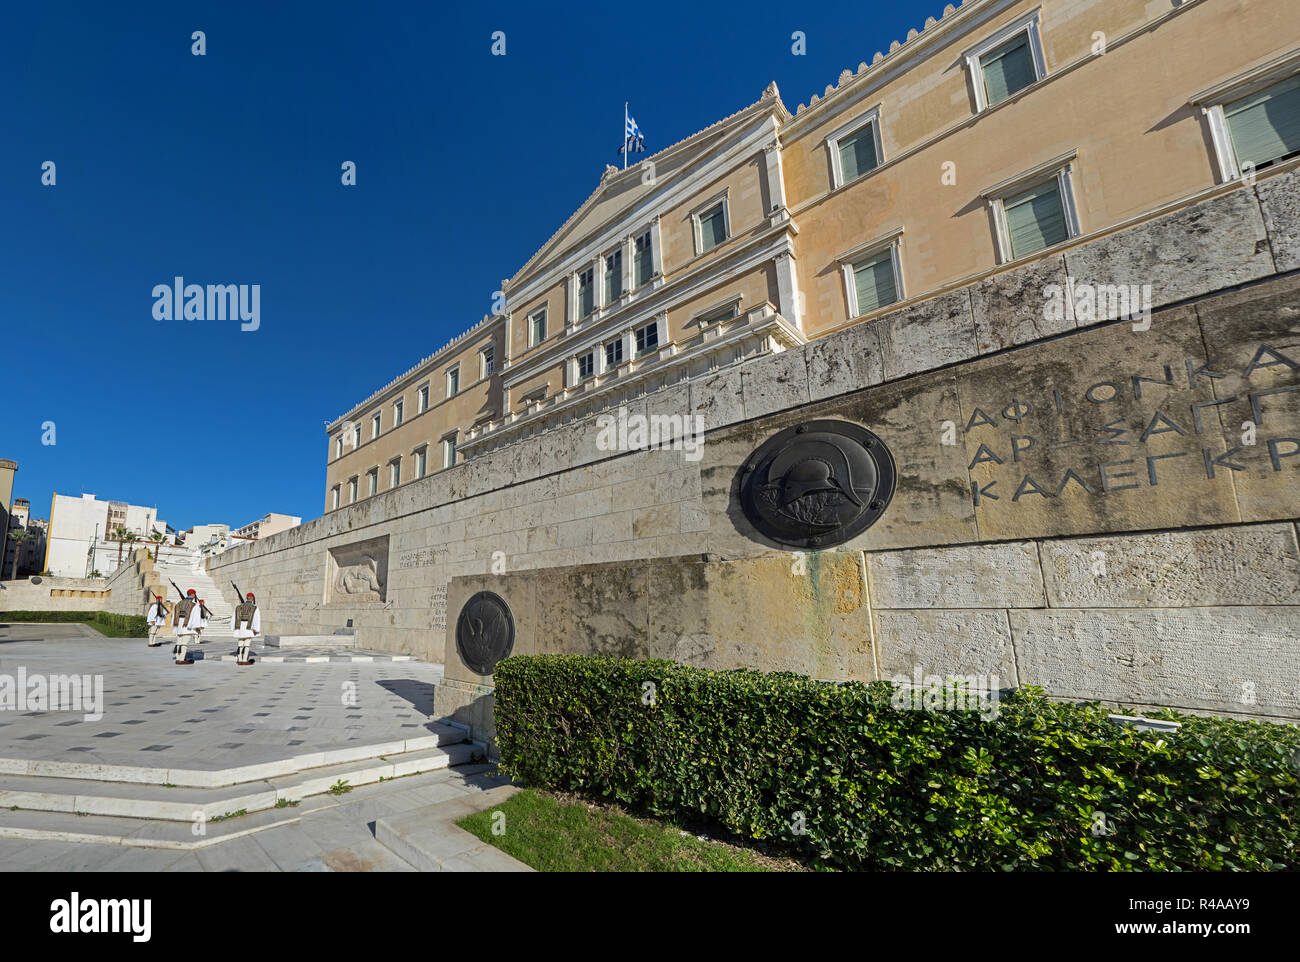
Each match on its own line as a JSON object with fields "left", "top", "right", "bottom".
{"left": 112, "top": 526, "right": 129, "bottom": 565}
{"left": 9, "top": 530, "right": 30, "bottom": 580}
{"left": 148, "top": 529, "right": 165, "bottom": 562}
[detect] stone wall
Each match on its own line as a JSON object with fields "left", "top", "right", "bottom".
{"left": 0, "top": 575, "right": 111, "bottom": 612}
{"left": 207, "top": 172, "right": 1300, "bottom": 738}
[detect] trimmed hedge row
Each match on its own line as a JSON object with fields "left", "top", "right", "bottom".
{"left": 0, "top": 611, "right": 148, "bottom": 638}
{"left": 494, "top": 655, "right": 1300, "bottom": 871}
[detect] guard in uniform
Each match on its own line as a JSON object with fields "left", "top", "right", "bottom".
{"left": 196, "top": 599, "right": 212, "bottom": 643}
{"left": 172, "top": 589, "right": 201, "bottom": 665}
{"left": 230, "top": 592, "right": 260, "bottom": 666}
{"left": 146, "top": 595, "right": 169, "bottom": 647}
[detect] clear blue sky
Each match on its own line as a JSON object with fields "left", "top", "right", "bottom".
{"left": 1, "top": 0, "right": 938, "bottom": 532}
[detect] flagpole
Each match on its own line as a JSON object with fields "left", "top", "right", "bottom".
{"left": 623, "top": 102, "right": 628, "bottom": 169}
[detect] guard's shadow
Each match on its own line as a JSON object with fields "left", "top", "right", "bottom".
{"left": 376, "top": 678, "right": 438, "bottom": 716}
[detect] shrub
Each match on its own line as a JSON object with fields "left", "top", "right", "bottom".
{"left": 0, "top": 611, "right": 148, "bottom": 638}
{"left": 494, "top": 655, "right": 1300, "bottom": 871}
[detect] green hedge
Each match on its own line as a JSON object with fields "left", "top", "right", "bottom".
{"left": 494, "top": 655, "right": 1300, "bottom": 871}
{"left": 0, "top": 611, "right": 148, "bottom": 638}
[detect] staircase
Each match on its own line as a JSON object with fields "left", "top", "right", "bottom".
{"left": 154, "top": 555, "right": 236, "bottom": 643}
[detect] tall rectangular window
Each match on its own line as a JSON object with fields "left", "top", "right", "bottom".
{"left": 334, "top": 436, "right": 342, "bottom": 459}
{"left": 480, "top": 345, "right": 494, "bottom": 378}
{"left": 838, "top": 123, "right": 879, "bottom": 183}
{"left": 353, "top": 424, "right": 361, "bottom": 449}
{"left": 851, "top": 251, "right": 900, "bottom": 316}
{"left": 634, "top": 231, "right": 653, "bottom": 287}
{"left": 415, "top": 447, "right": 427, "bottom": 479}
{"left": 348, "top": 478, "right": 358, "bottom": 503}
{"left": 331, "top": 486, "right": 340, "bottom": 510}
{"left": 390, "top": 459, "right": 401, "bottom": 488}
{"left": 696, "top": 202, "right": 727, "bottom": 253}
{"left": 530, "top": 310, "right": 547, "bottom": 346}
{"left": 605, "top": 339, "right": 624, "bottom": 368}
{"left": 371, "top": 412, "right": 381, "bottom": 439}
{"left": 578, "top": 350, "right": 595, "bottom": 379}
{"left": 366, "top": 469, "right": 377, "bottom": 496}
{"left": 443, "top": 437, "right": 457, "bottom": 469}
{"left": 417, "top": 384, "right": 429, "bottom": 413}
{"left": 979, "top": 33, "right": 1036, "bottom": 106}
{"left": 578, "top": 267, "right": 595, "bottom": 316}
{"left": 604, "top": 249, "right": 623, "bottom": 303}
{"left": 446, "top": 366, "right": 460, "bottom": 397}
{"left": 393, "top": 399, "right": 404, "bottom": 427}
{"left": 1003, "top": 179, "right": 1069, "bottom": 260}
{"left": 1224, "top": 73, "right": 1300, "bottom": 171}
{"left": 635, "top": 321, "right": 659, "bottom": 356}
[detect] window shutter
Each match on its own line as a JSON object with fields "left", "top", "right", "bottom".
{"left": 1225, "top": 73, "right": 1300, "bottom": 170}
{"left": 1004, "top": 180, "right": 1068, "bottom": 259}
{"left": 838, "top": 126, "right": 879, "bottom": 182}
{"left": 852, "top": 253, "right": 898, "bottom": 315}
{"left": 981, "top": 34, "right": 1036, "bottom": 106}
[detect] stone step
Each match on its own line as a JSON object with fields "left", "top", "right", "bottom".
{"left": 373, "top": 785, "right": 531, "bottom": 872}
{"left": 0, "top": 722, "right": 471, "bottom": 787}
{"left": 264, "top": 634, "right": 356, "bottom": 648}
{"left": 0, "top": 743, "right": 479, "bottom": 822}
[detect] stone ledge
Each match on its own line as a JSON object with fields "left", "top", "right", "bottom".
{"left": 373, "top": 783, "right": 532, "bottom": 872}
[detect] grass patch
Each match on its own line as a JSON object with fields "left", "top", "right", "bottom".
{"left": 0, "top": 611, "right": 147, "bottom": 638}
{"left": 327, "top": 779, "right": 351, "bottom": 796}
{"left": 209, "top": 809, "right": 248, "bottom": 823}
{"left": 456, "top": 789, "right": 806, "bottom": 872}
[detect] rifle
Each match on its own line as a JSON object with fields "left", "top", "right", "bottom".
{"left": 231, "top": 581, "right": 246, "bottom": 606}
{"left": 169, "top": 579, "right": 187, "bottom": 601}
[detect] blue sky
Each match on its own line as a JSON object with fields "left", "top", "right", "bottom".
{"left": 1, "top": 0, "right": 940, "bottom": 532}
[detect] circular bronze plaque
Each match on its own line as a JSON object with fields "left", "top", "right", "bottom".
{"left": 738, "top": 419, "right": 896, "bottom": 549}
{"left": 455, "top": 591, "right": 515, "bottom": 675}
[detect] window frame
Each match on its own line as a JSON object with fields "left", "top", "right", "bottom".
{"left": 442, "top": 435, "right": 457, "bottom": 469}
{"left": 413, "top": 444, "right": 428, "bottom": 480}
{"left": 836, "top": 227, "right": 906, "bottom": 319}
{"left": 480, "top": 345, "right": 494, "bottom": 379}
{"left": 962, "top": 9, "right": 1047, "bottom": 113}
{"left": 577, "top": 349, "right": 596, "bottom": 381}
{"left": 825, "top": 105, "right": 884, "bottom": 190}
{"left": 366, "top": 468, "right": 378, "bottom": 497}
{"left": 331, "top": 485, "right": 340, "bottom": 510}
{"left": 348, "top": 477, "right": 358, "bottom": 503}
{"left": 604, "top": 338, "right": 624, "bottom": 369}
{"left": 417, "top": 383, "right": 430, "bottom": 414}
{"left": 603, "top": 247, "right": 623, "bottom": 304}
{"left": 370, "top": 411, "right": 381, "bottom": 440}
{"left": 633, "top": 230, "right": 654, "bottom": 288}
{"left": 529, "top": 308, "right": 547, "bottom": 347}
{"left": 446, "top": 364, "right": 460, "bottom": 398}
{"left": 392, "top": 398, "right": 404, "bottom": 427}
{"left": 389, "top": 457, "right": 401, "bottom": 489}
{"left": 981, "top": 152, "right": 1080, "bottom": 264}
{"left": 691, "top": 192, "right": 731, "bottom": 256}
{"left": 634, "top": 320, "right": 660, "bottom": 357}
{"left": 1195, "top": 50, "right": 1300, "bottom": 183}
{"left": 577, "top": 266, "right": 596, "bottom": 317}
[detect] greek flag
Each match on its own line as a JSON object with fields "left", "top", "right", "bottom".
{"left": 619, "top": 104, "right": 645, "bottom": 165}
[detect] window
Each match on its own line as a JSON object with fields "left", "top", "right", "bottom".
{"left": 578, "top": 267, "right": 595, "bottom": 316}
{"left": 348, "top": 477, "right": 358, "bottom": 503}
{"left": 604, "top": 249, "right": 623, "bottom": 303}
{"left": 366, "top": 469, "right": 377, "bottom": 497}
{"left": 417, "top": 384, "right": 429, "bottom": 413}
{"left": 446, "top": 365, "right": 460, "bottom": 397}
{"left": 393, "top": 399, "right": 404, "bottom": 427}
{"left": 480, "top": 345, "right": 494, "bottom": 378}
{"left": 370, "top": 412, "right": 381, "bottom": 439}
{"left": 964, "top": 12, "right": 1046, "bottom": 111}
{"left": 635, "top": 321, "right": 659, "bottom": 356}
{"left": 577, "top": 350, "right": 595, "bottom": 380}
{"left": 414, "top": 446, "right": 427, "bottom": 479}
{"left": 696, "top": 302, "right": 739, "bottom": 327}
{"left": 331, "top": 486, "right": 340, "bottom": 510}
{"left": 694, "top": 200, "right": 729, "bottom": 254}
{"left": 837, "top": 230, "right": 904, "bottom": 318}
{"left": 1223, "top": 73, "right": 1300, "bottom": 174}
{"left": 827, "top": 110, "right": 883, "bottom": 189}
{"left": 634, "top": 231, "right": 653, "bottom": 287}
{"left": 983, "top": 156, "right": 1080, "bottom": 263}
{"left": 390, "top": 459, "right": 401, "bottom": 488}
{"left": 334, "top": 436, "right": 342, "bottom": 459}
{"left": 442, "top": 436, "right": 457, "bottom": 469}
{"left": 530, "top": 309, "right": 547, "bottom": 346}
{"left": 605, "top": 339, "right": 624, "bottom": 368}
{"left": 353, "top": 424, "right": 361, "bottom": 449}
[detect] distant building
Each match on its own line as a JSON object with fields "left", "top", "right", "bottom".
{"left": 46, "top": 493, "right": 170, "bottom": 578}
{"left": 232, "top": 513, "right": 301, "bottom": 541}
{"left": 4, "top": 499, "right": 48, "bottom": 579}
{"left": 180, "top": 522, "right": 230, "bottom": 550}
{"left": 0, "top": 460, "right": 15, "bottom": 577}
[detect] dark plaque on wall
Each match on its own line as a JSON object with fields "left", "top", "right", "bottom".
{"left": 455, "top": 591, "right": 516, "bottom": 675}
{"left": 738, "top": 419, "right": 896, "bottom": 549}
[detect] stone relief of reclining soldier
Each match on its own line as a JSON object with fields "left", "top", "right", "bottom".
{"left": 333, "top": 553, "right": 385, "bottom": 602}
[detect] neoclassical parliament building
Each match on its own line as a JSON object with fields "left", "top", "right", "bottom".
{"left": 323, "top": 0, "right": 1299, "bottom": 510}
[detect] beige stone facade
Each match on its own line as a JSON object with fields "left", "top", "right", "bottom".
{"left": 322, "top": 0, "right": 1300, "bottom": 503}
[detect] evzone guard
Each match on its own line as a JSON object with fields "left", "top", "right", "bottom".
{"left": 196, "top": 599, "right": 212, "bottom": 644}
{"left": 172, "top": 588, "right": 201, "bottom": 665}
{"left": 231, "top": 591, "right": 260, "bottom": 666}
{"left": 145, "top": 595, "right": 170, "bottom": 647}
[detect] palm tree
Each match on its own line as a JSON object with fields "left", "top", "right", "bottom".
{"left": 148, "top": 529, "right": 165, "bottom": 563}
{"left": 123, "top": 532, "right": 138, "bottom": 565}
{"left": 9, "top": 530, "right": 30, "bottom": 580}
{"left": 112, "top": 525, "right": 129, "bottom": 565}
